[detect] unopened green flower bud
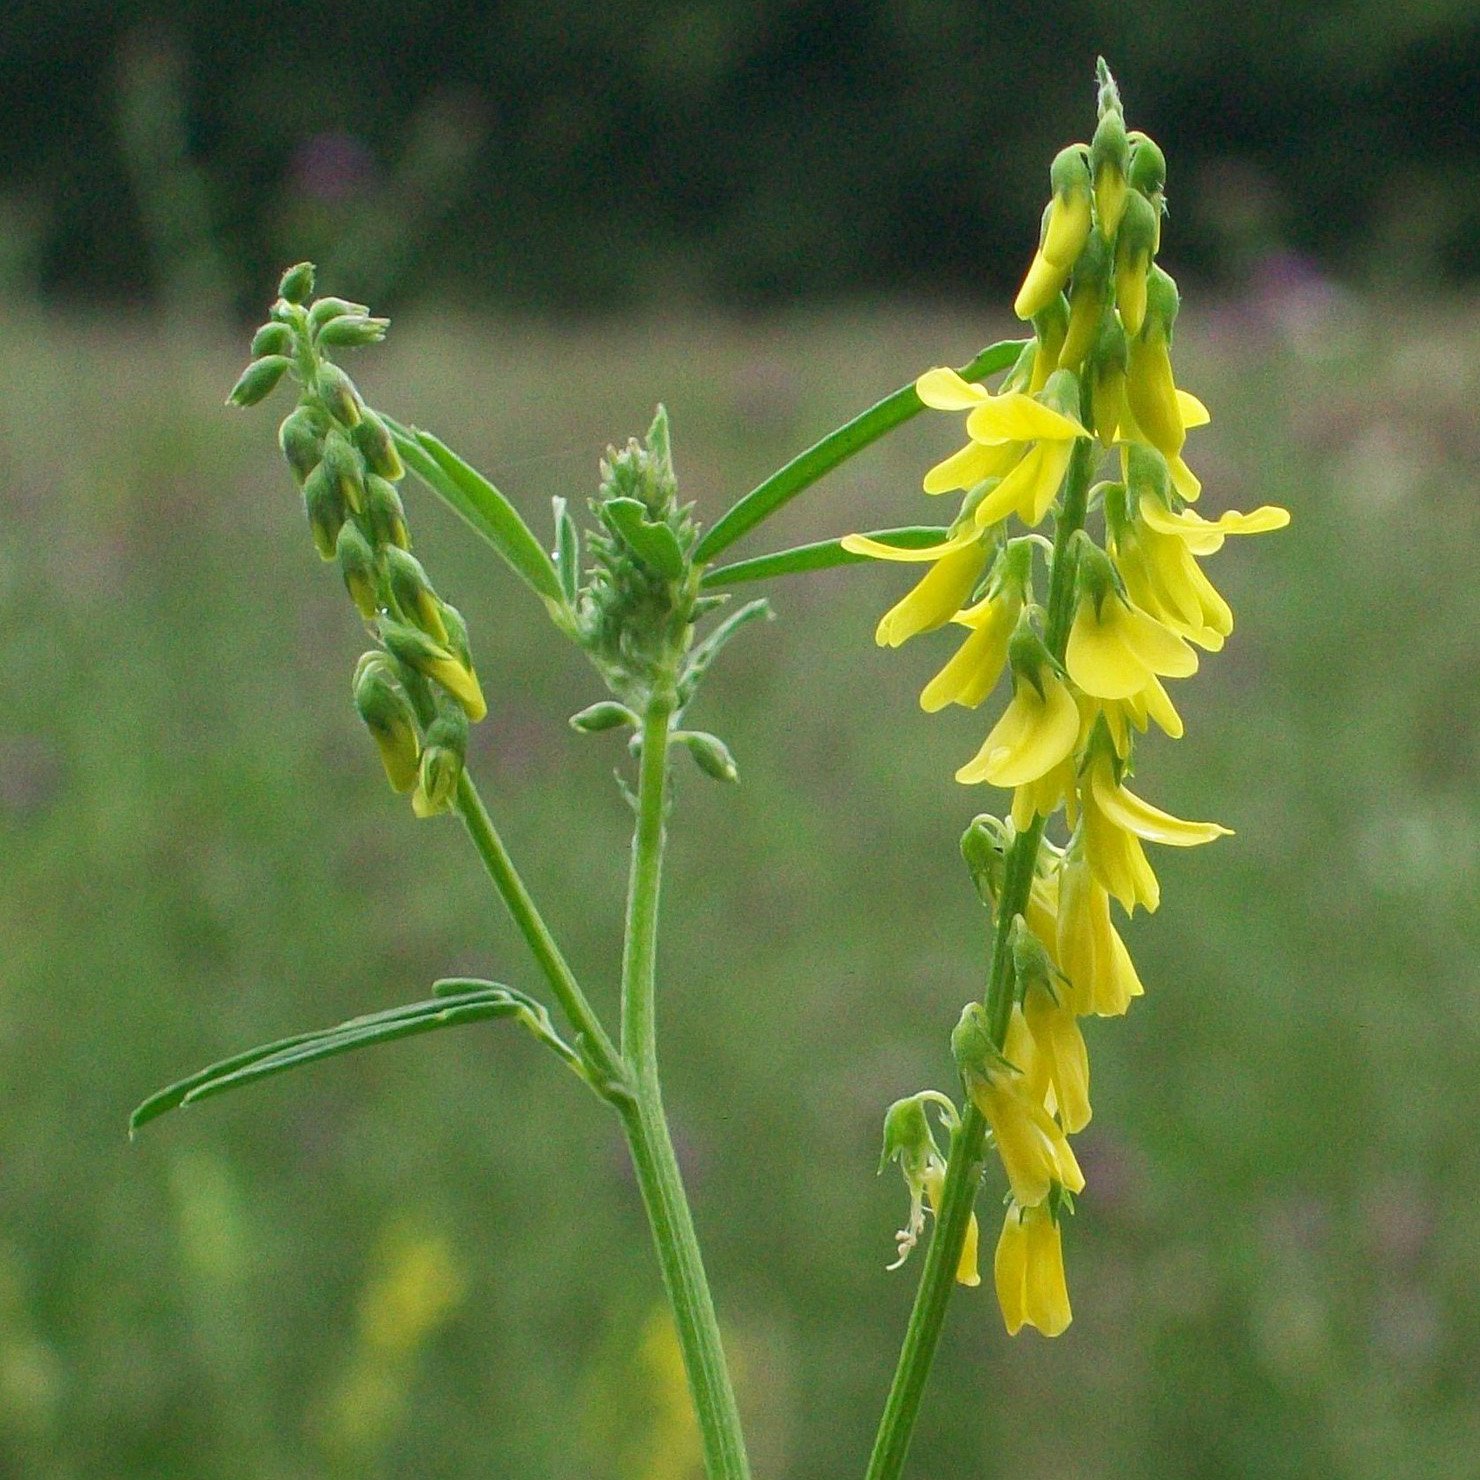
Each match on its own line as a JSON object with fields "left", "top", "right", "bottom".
{"left": 385, "top": 547, "right": 448, "bottom": 643}
{"left": 411, "top": 711, "right": 470, "bottom": 818}
{"left": 677, "top": 730, "right": 738, "bottom": 784}
{"left": 1058, "top": 230, "right": 1112, "bottom": 372}
{"left": 251, "top": 322, "right": 295, "bottom": 357}
{"left": 308, "top": 296, "right": 370, "bottom": 330}
{"left": 380, "top": 620, "right": 486, "bottom": 722}
{"left": 570, "top": 701, "right": 638, "bottom": 733}
{"left": 321, "top": 428, "right": 365, "bottom": 513}
{"left": 227, "top": 355, "right": 291, "bottom": 407}
{"left": 1143, "top": 263, "right": 1180, "bottom": 339}
{"left": 1127, "top": 136, "right": 1166, "bottom": 198}
{"left": 353, "top": 408, "right": 405, "bottom": 481}
{"left": 316, "top": 315, "right": 390, "bottom": 348}
{"left": 353, "top": 653, "right": 420, "bottom": 793}
{"left": 279, "top": 405, "right": 327, "bottom": 485}
{"left": 1113, "top": 189, "right": 1159, "bottom": 337}
{"left": 363, "top": 474, "right": 410, "bottom": 550}
{"left": 302, "top": 462, "right": 345, "bottom": 561}
{"left": 960, "top": 813, "right": 1010, "bottom": 904}
{"left": 316, "top": 361, "right": 363, "bottom": 428}
{"left": 278, "top": 261, "right": 316, "bottom": 305}
{"left": 1090, "top": 108, "right": 1130, "bottom": 237}
{"left": 336, "top": 521, "right": 380, "bottom": 619}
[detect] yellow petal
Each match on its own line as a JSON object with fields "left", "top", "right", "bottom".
{"left": 972, "top": 446, "right": 1044, "bottom": 527}
{"left": 957, "top": 672, "right": 1078, "bottom": 787}
{"left": 1090, "top": 767, "right": 1232, "bottom": 847}
{"left": 1168, "top": 454, "right": 1202, "bottom": 502}
{"left": 1043, "top": 192, "right": 1091, "bottom": 267}
{"left": 1140, "top": 674, "right": 1184, "bottom": 739}
{"left": 915, "top": 366, "right": 992, "bottom": 410}
{"left": 1177, "top": 389, "right": 1210, "bottom": 428}
{"left": 1022, "top": 1209, "right": 1072, "bottom": 1336}
{"left": 920, "top": 600, "right": 1014, "bottom": 712}
{"left": 923, "top": 440, "right": 1009, "bottom": 495}
{"left": 1121, "top": 603, "right": 1199, "bottom": 679}
{"left": 965, "top": 393, "right": 1084, "bottom": 446}
{"left": 875, "top": 542, "right": 988, "bottom": 647}
{"left": 994, "top": 1209, "right": 1029, "bottom": 1335}
{"left": 841, "top": 528, "right": 980, "bottom": 563}
{"left": 1014, "top": 249, "right": 1070, "bottom": 321}
{"left": 1066, "top": 599, "right": 1152, "bottom": 700}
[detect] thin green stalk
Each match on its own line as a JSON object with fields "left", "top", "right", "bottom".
{"left": 864, "top": 437, "right": 1094, "bottom": 1480}
{"left": 693, "top": 339, "right": 1025, "bottom": 564}
{"left": 452, "top": 770, "right": 625, "bottom": 1089}
{"left": 617, "top": 686, "right": 752, "bottom": 1480}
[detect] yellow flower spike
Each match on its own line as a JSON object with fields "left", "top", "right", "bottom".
{"left": 994, "top": 1202, "right": 1072, "bottom": 1338}
{"left": 1065, "top": 565, "right": 1199, "bottom": 701}
{"left": 955, "top": 638, "right": 1079, "bottom": 788}
{"left": 846, "top": 537, "right": 989, "bottom": 649}
{"left": 1014, "top": 147, "right": 1094, "bottom": 319}
{"left": 1057, "top": 850, "right": 1145, "bottom": 1016}
{"left": 922, "top": 1165, "right": 982, "bottom": 1288}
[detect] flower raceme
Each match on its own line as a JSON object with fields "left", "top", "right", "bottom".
{"left": 864, "top": 64, "right": 1287, "bottom": 1338}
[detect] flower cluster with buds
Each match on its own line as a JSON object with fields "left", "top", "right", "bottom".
{"left": 228, "top": 263, "right": 487, "bottom": 820}
{"left": 864, "top": 64, "right": 1288, "bottom": 1336}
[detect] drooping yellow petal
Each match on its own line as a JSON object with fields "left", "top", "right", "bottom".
{"left": 1015, "top": 248, "right": 1071, "bottom": 321}
{"left": 1119, "top": 602, "right": 1199, "bottom": 679}
{"left": 1024, "top": 992, "right": 1091, "bottom": 1133}
{"left": 1089, "top": 764, "right": 1232, "bottom": 847}
{"left": 965, "top": 393, "right": 1084, "bottom": 446}
{"left": 1021, "top": 1207, "right": 1072, "bottom": 1336}
{"left": 1139, "top": 499, "right": 1291, "bottom": 555}
{"left": 994, "top": 1206, "right": 1030, "bottom": 1335}
{"left": 1058, "top": 855, "right": 1146, "bottom": 1015}
{"left": 841, "top": 528, "right": 981, "bottom": 563}
{"left": 1125, "top": 332, "right": 1184, "bottom": 458}
{"left": 920, "top": 597, "right": 1016, "bottom": 712}
{"left": 874, "top": 541, "right": 988, "bottom": 648}
{"left": 915, "top": 366, "right": 993, "bottom": 411}
{"left": 955, "top": 669, "right": 1079, "bottom": 787}
{"left": 1168, "top": 454, "right": 1202, "bottom": 502}
{"left": 1011, "top": 754, "right": 1077, "bottom": 830}
{"left": 922, "top": 439, "right": 1023, "bottom": 495}
{"left": 923, "top": 1166, "right": 981, "bottom": 1287}
{"left": 1082, "top": 779, "right": 1161, "bottom": 913}
{"left": 1176, "top": 389, "right": 1210, "bottom": 428}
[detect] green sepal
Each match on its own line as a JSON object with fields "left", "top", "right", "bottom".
{"left": 130, "top": 986, "right": 584, "bottom": 1133}
{"left": 676, "top": 730, "right": 738, "bottom": 784}
{"left": 278, "top": 261, "right": 315, "bottom": 304}
{"left": 693, "top": 339, "right": 1026, "bottom": 563}
{"left": 570, "top": 701, "right": 637, "bottom": 734}
{"left": 227, "top": 356, "right": 291, "bottom": 408}
{"left": 383, "top": 417, "right": 567, "bottom": 616}
{"left": 602, "top": 497, "right": 686, "bottom": 580}
{"left": 251, "top": 322, "right": 294, "bottom": 357}
{"left": 552, "top": 496, "right": 580, "bottom": 606}
{"left": 699, "top": 527, "right": 951, "bottom": 588}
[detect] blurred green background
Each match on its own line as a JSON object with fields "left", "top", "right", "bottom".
{"left": 3, "top": 5, "right": 1479, "bottom": 1478}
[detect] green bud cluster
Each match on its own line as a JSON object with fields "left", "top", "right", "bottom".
{"left": 228, "top": 261, "right": 484, "bottom": 819}
{"left": 578, "top": 405, "right": 702, "bottom": 701}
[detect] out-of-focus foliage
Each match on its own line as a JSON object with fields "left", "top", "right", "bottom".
{"left": 6, "top": 1, "right": 1480, "bottom": 310}
{"left": 0, "top": 289, "right": 1475, "bottom": 1476}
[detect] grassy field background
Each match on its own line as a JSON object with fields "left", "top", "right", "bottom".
{"left": 0, "top": 290, "right": 1476, "bottom": 1478}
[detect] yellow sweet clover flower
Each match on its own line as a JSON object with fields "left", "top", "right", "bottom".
{"left": 839, "top": 529, "right": 989, "bottom": 648}
{"left": 955, "top": 632, "right": 1078, "bottom": 789}
{"left": 1014, "top": 146, "right": 1094, "bottom": 320}
{"left": 1056, "top": 848, "right": 1145, "bottom": 1016}
{"left": 994, "top": 1201, "right": 1072, "bottom": 1338}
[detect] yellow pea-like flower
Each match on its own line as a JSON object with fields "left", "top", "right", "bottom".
{"left": 921, "top": 1165, "right": 982, "bottom": 1288}
{"left": 1056, "top": 850, "right": 1145, "bottom": 1016}
{"left": 1022, "top": 984, "right": 1092, "bottom": 1133}
{"left": 1066, "top": 586, "right": 1198, "bottom": 701}
{"left": 920, "top": 586, "right": 1021, "bottom": 713}
{"left": 994, "top": 1202, "right": 1072, "bottom": 1337}
{"left": 840, "top": 530, "right": 988, "bottom": 649}
{"left": 955, "top": 666, "right": 1079, "bottom": 788}
{"left": 1112, "top": 519, "right": 1232, "bottom": 652}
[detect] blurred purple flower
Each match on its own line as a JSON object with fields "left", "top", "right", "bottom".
{"left": 290, "top": 130, "right": 378, "bottom": 204}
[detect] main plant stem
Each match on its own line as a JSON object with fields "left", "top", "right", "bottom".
{"left": 864, "top": 436, "right": 1094, "bottom": 1480}
{"left": 617, "top": 682, "right": 751, "bottom": 1480}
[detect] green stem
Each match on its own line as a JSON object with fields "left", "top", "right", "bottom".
{"left": 864, "top": 437, "right": 1094, "bottom": 1480}
{"left": 453, "top": 771, "right": 625, "bottom": 1089}
{"left": 693, "top": 339, "right": 1026, "bottom": 564}
{"left": 617, "top": 686, "right": 752, "bottom": 1480}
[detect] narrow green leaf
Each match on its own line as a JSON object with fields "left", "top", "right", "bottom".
{"left": 699, "top": 526, "right": 951, "bottom": 587}
{"left": 603, "top": 498, "right": 686, "bottom": 579}
{"left": 678, "top": 598, "right": 772, "bottom": 706}
{"left": 381, "top": 414, "right": 565, "bottom": 609}
{"left": 130, "top": 986, "right": 570, "bottom": 1133}
{"left": 552, "top": 496, "right": 579, "bottom": 606}
{"left": 693, "top": 338, "right": 1026, "bottom": 563}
